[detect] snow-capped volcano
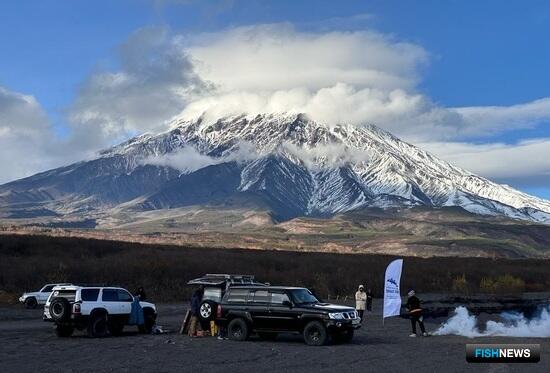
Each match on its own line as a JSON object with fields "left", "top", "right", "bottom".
{"left": 1, "top": 112, "right": 550, "bottom": 224}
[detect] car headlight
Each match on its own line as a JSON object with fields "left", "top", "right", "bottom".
{"left": 328, "top": 312, "right": 345, "bottom": 320}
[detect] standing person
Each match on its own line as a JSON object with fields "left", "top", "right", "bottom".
{"left": 366, "top": 288, "right": 373, "bottom": 312}
{"left": 134, "top": 286, "right": 147, "bottom": 301}
{"left": 404, "top": 290, "right": 427, "bottom": 337}
{"left": 188, "top": 287, "right": 203, "bottom": 337}
{"left": 355, "top": 285, "right": 367, "bottom": 321}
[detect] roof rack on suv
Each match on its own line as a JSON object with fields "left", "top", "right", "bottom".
{"left": 204, "top": 274, "right": 256, "bottom": 279}
{"left": 54, "top": 283, "right": 121, "bottom": 288}
{"left": 188, "top": 274, "right": 260, "bottom": 286}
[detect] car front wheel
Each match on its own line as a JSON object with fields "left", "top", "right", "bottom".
{"left": 303, "top": 321, "right": 328, "bottom": 346}
{"left": 24, "top": 297, "right": 38, "bottom": 309}
{"left": 228, "top": 318, "right": 249, "bottom": 341}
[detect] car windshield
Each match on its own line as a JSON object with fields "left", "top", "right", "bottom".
{"left": 290, "top": 289, "right": 319, "bottom": 304}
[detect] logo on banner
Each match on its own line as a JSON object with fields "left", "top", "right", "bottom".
{"left": 385, "top": 277, "right": 399, "bottom": 295}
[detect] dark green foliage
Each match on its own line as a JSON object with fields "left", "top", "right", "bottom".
{"left": 1, "top": 234, "right": 549, "bottom": 301}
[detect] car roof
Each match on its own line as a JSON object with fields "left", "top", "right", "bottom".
{"left": 51, "top": 285, "right": 127, "bottom": 291}
{"left": 228, "top": 286, "right": 307, "bottom": 291}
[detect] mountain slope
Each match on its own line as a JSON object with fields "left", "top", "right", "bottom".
{"left": 1, "top": 113, "right": 550, "bottom": 225}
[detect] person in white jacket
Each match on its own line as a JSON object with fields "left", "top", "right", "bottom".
{"left": 355, "top": 285, "right": 367, "bottom": 321}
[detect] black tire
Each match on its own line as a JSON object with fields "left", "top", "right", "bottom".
{"left": 258, "top": 332, "right": 278, "bottom": 341}
{"left": 87, "top": 313, "right": 108, "bottom": 338}
{"left": 49, "top": 298, "right": 71, "bottom": 322}
{"left": 108, "top": 321, "right": 124, "bottom": 336}
{"left": 55, "top": 324, "right": 74, "bottom": 338}
{"left": 198, "top": 300, "right": 217, "bottom": 322}
{"left": 332, "top": 329, "right": 354, "bottom": 343}
{"left": 138, "top": 308, "right": 156, "bottom": 334}
{"left": 228, "top": 318, "right": 249, "bottom": 341}
{"left": 303, "top": 321, "right": 328, "bottom": 346}
{"left": 24, "top": 297, "right": 38, "bottom": 309}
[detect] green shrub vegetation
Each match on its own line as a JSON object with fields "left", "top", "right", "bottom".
{"left": 0, "top": 234, "right": 547, "bottom": 301}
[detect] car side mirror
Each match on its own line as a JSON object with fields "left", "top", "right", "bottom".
{"left": 283, "top": 300, "right": 293, "bottom": 308}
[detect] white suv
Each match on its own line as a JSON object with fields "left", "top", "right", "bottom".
{"left": 19, "top": 283, "right": 72, "bottom": 309}
{"left": 43, "top": 285, "right": 157, "bottom": 337}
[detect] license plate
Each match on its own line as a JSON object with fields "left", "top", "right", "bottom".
{"left": 352, "top": 319, "right": 360, "bottom": 325}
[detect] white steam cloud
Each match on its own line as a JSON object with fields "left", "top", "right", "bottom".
{"left": 434, "top": 306, "right": 550, "bottom": 338}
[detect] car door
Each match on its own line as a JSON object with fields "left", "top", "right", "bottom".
{"left": 268, "top": 291, "right": 299, "bottom": 331}
{"left": 247, "top": 289, "right": 272, "bottom": 330}
{"left": 116, "top": 289, "right": 133, "bottom": 317}
{"left": 100, "top": 289, "right": 120, "bottom": 315}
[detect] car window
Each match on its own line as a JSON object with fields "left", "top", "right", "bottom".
{"left": 42, "top": 285, "right": 54, "bottom": 292}
{"left": 290, "top": 289, "right": 320, "bottom": 304}
{"left": 51, "top": 290, "right": 76, "bottom": 302}
{"left": 81, "top": 288, "right": 100, "bottom": 301}
{"left": 226, "top": 289, "right": 249, "bottom": 303}
{"left": 251, "top": 290, "right": 270, "bottom": 303}
{"left": 203, "top": 287, "right": 222, "bottom": 302}
{"left": 271, "top": 292, "right": 291, "bottom": 305}
{"left": 102, "top": 289, "right": 118, "bottom": 302}
{"left": 117, "top": 289, "right": 133, "bottom": 302}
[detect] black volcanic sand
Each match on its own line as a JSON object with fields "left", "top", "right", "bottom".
{"left": 1, "top": 300, "right": 548, "bottom": 373}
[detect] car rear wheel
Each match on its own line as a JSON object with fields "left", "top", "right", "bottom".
{"left": 88, "top": 313, "right": 108, "bottom": 338}
{"left": 303, "top": 321, "right": 328, "bottom": 346}
{"left": 24, "top": 297, "right": 38, "bottom": 309}
{"left": 228, "top": 318, "right": 249, "bottom": 341}
{"left": 55, "top": 324, "right": 74, "bottom": 338}
{"left": 49, "top": 298, "right": 71, "bottom": 322}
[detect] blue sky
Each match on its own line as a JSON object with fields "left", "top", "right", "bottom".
{"left": 0, "top": 0, "right": 549, "bottom": 198}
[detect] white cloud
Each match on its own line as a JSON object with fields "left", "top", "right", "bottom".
{"left": 3, "top": 21, "right": 550, "bottom": 191}
{"left": 142, "top": 146, "right": 221, "bottom": 173}
{"left": 283, "top": 141, "right": 370, "bottom": 169}
{"left": 452, "top": 98, "right": 550, "bottom": 136}
{"left": 68, "top": 27, "right": 209, "bottom": 151}
{"left": 141, "top": 140, "right": 260, "bottom": 172}
{"left": 0, "top": 86, "right": 59, "bottom": 183}
{"left": 188, "top": 23, "right": 428, "bottom": 92}
{"left": 421, "top": 139, "right": 550, "bottom": 186}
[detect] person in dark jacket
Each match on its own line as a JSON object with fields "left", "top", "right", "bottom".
{"left": 188, "top": 287, "right": 203, "bottom": 337}
{"left": 366, "top": 288, "right": 373, "bottom": 311}
{"left": 404, "top": 290, "right": 427, "bottom": 337}
{"left": 134, "top": 286, "right": 147, "bottom": 301}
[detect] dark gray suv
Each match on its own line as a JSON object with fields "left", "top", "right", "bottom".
{"left": 216, "top": 286, "right": 361, "bottom": 346}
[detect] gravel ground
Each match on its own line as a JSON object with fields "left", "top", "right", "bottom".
{"left": 0, "top": 301, "right": 548, "bottom": 373}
